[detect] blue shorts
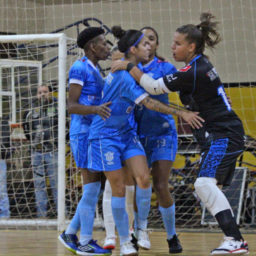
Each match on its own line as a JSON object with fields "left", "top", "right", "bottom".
{"left": 140, "top": 130, "right": 178, "bottom": 167}
{"left": 199, "top": 137, "right": 244, "bottom": 186}
{"left": 70, "top": 133, "right": 88, "bottom": 168}
{"left": 87, "top": 133, "right": 145, "bottom": 171}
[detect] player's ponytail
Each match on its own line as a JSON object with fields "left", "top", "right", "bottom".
{"left": 177, "top": 12, "right": 221, "bottom": 55}
{"left": 197, "top": 12, "right": 221, "bottom": 50}
{"left": 111, "top": 26, "right": 126, "bottom": 40}
{"left": 111, "top": 25, "right": 143, "bottom": 56}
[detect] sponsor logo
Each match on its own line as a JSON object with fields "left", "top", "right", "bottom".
{"left": 206, "top": 67, "right": 218, "bottom": 81}
{"left": 78, "top": 244, "right": 92, "bottom": 252}
{"left": 179, "top": 65, "right": 191, "bottom": 72}
{"left": 165, "top": 74, "right": 177, "bottom": 83}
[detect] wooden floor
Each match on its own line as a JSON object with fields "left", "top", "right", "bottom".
{"left": 0, "top": 230, "right": 255, "bottom": 256}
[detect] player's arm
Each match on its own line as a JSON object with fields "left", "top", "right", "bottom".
{"left": 68, "top": 83, "right": 111, "bottom": 120}
{"left": 140, "top": 96, "right": 204, "bottom": 129}
{"left": 111, "top": 60, "right": 166, "bottom": 95}
{"left": 112, "top": 60, "right": 193, "bottom": 95}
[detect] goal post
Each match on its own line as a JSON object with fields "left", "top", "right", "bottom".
{"left": 0, "top": 33, "right": 67, "bottom": 231}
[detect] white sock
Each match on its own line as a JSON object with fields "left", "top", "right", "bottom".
{"left": 103, "top": 180, "right": 116, "bottom": 238}
{"left": 125, "top": 185, "right": 135, "bottom": 231}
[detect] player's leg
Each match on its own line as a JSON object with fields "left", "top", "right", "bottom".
{"left": 75, "top": 170, "right": 112, "bottom": 256}
{"left": 103, "top": 179, "right": 116, "bottom": 249}
{"left": 123, "top": 165, "right": 135, "bottom": 234}
{"left": 88, "top": 136, "right": 137, "bottom": 255}
{"left": 194, "top": 138, "right": 248, "bottom": 255}
{"left": 125, "top": 155, "right": 152, "bottom": 250}
{"left": 104, "top": 169, "right": 137, "bottom": 256}
{"left": 103, "top": 165, "right": 135, "bottom": 250}
{"left": 60, "top": 135, "right": 110, "bottom": 255}
{"left": 151, "top": 160, "right": 182, "bottom": 254}
{"left": 58, "top": 134, "right": 85, "bottom": 253}
{"left": 147, "top": 132, "right": 182, "bottom": 253}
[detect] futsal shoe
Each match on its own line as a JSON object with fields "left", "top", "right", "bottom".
{"left": 76, "top": 240, "right": 112, "bottom": 255}
{"left": 131, "top": 233, "right": 139, "bottom": 251}
{"left": 167, "top": 234, "right": 183, "bottom": 254}
{"left": 120, "top": 240, "right": 138, "bottom": 256}
{"left": 58, "top": 230, "right": 79, "bottom": 254}
{"left": 137, "top": 229, "right": 151, "bottom": 250}
{"left": 211, "top": 236, "right": 249, "bottom": 255}
{"left": 103, "top": 236, "right": 116, "bottom": 250}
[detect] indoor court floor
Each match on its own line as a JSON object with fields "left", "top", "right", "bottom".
{"left": 0, "top": 230, "right": 255, "bottom": 256}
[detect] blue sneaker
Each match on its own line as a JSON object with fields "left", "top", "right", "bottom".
{"left": 76, "top": 240, "right": 112, "bottom": 255}
{"left": 58, "top": 231, "right": 78, "bottom": 254}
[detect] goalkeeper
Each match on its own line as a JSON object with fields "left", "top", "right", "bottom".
{"left": 111, "top": 12, "right": 248, "bottom": 256}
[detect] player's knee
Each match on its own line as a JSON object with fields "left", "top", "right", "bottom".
{"left": 153, "top": 180, "right": 168, "bottom": 195}
{"left": 111, "top": 183, "right": 126, "bottom": 197}
{"left": 136, "top": 174, "right": 150, "bottom": 189}
{"left": 194, "top": 177, "right": 217, "bottom": 208}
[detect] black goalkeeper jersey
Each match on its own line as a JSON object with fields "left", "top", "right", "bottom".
{"left": 163, "top": 54, "right": 244, "bottom": 141}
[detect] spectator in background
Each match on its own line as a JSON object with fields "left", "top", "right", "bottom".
{"left": 23, "top": 84, "right": 58, "bottom": 218}
{"left": 0, "top": 115, "right": 11, "bottom": 218}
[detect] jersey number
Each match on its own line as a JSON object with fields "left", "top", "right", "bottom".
{"left": 217, "top": 86, "right": 231, "bottom": 111}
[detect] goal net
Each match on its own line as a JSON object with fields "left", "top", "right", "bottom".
{"left": 0, "top": 0, "right": 255, "bottom": 231}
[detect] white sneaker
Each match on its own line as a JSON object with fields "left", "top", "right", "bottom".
{"left": 211, "top": 236, "right": 249, "bottom": 255}
{"left": 137, "top": 229, "right": 151, "bottom": 250}
{"left": 103, "top": 236, "right": 116, "bottom": 250}
{"left": 120, "top": 241, "right": 138, "bottom": 256}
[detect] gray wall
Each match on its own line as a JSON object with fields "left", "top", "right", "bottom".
{"left": 0, "top": 0, "right": 256, "bottom": 82}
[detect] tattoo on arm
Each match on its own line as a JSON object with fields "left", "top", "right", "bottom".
{"left": 142, "top": 97, "right": 181, "bottom": 116}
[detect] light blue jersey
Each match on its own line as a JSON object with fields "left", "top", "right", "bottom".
{"left": 136, "top": 57, "right": 178, "bottom": 165}
{"left": 69, "top": 56, "right": 104, "bottom": 168}
{"left": 87, "top": 70, "right": 148, "bottom": 171}
{"left": 136, "top": 57, "right": 177, "bottom": 137}
{"left": 89, "top": 70, "right": 148, "bottom": 139}
{"left": 69, "top": 56, "right": 105, "bottom": 136}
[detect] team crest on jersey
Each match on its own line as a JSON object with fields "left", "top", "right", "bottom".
{"left": 179, "top": 65, "right": 191, "bottom": 72}
{"left": 104, "top": 151, "right": 114, "bottom": 165}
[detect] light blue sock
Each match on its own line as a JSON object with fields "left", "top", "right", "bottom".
{"left": 79, "top": 182, "right": 101, "bottom": 245}
{"left": 66, "top": 210, "right": 80, "bottom": 234}
{"left": 159, "top": 204, "right": 176, "bottom": 239}
{"left": 111, "top": 196, "right": 129, "bottom": 245}
{"left": 136, "top": 185, "right": 152, "bottom": 230}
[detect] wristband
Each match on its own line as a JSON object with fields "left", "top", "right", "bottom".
{"left": 126, "top": 62, "right": 135, "bottom": 72}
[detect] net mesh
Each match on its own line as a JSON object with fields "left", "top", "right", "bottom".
{"left": 0, "top": 0, "right": 255, "bottom": 230}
